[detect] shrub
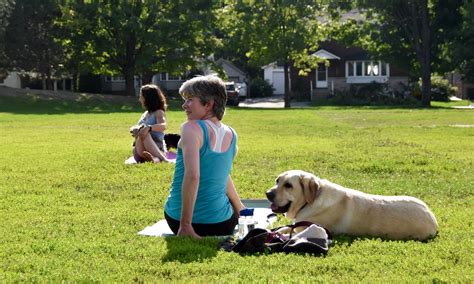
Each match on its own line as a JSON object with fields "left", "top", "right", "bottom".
{"left": 410, "top": 76, "right": 456, "bottom": 102}
{"left": 249, "top": 77, "right": 274, "bottom": 97}
{"left": 330, "top": 81, "right": 419, "bottom": 106}
{"left": 430, "top": 75, "right": 455, "bottom": 101}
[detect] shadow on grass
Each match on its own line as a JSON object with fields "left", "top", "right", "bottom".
{"left": 162, "top": 236, "right": 221, "bottom": 263}
{"left": 330, "top": 234, "right": 438, "bottom": 246}
{"left": 0, "top": 92, "right": 185, "bottom": 114}
{"left": 310, "top": 98, "right": 472, "bottom": 110}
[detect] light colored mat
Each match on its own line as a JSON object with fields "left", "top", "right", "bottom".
{"left": 125, "top": 151, "right": 176, "bottom": 164}
{"left": 138, "top": 199, "right": 275, "bottom": 237}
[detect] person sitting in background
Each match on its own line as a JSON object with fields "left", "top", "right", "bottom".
{"left": 130, "top": 84, "right": 172, "bottom": 163}
{"left": 164, "top": 75, "right": 245, "bottom": 238}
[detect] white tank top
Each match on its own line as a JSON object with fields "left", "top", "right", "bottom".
{"left": 204, "top": 120, "right": 229, "bottom": 152}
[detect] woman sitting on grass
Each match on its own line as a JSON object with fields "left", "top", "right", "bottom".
{"left": 164, "top": 75, "right": 245, "bottom": 238}
{"left": 131, "top": 84, "right": 172, "bottom": 163}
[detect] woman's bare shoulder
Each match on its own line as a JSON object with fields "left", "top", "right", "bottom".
{"left": 154, "top": 109, "right": 166, "bottom": 117}
{"left": 181, "top": 120, "right": 201, "bottom": 131}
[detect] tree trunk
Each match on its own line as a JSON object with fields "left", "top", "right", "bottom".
{"left": 124, "top": 68, "right": 135, "bottom": 96}
{"left": 141, "top": 72, "right": 154, "bottom": 85}
{"left": 420, "top": 0, "right": 431, "bottom": 107}
{"left": 284, "top": 62, "right": 291, "bottom": 108}
{"left": 124, "top": 32, "right": 137, "bottom": 96}
{"left": 46, "top": 68, "right": 53, "bottom": 90}
{"left": 73, "top": 73, "right": 78, "bottom": 92}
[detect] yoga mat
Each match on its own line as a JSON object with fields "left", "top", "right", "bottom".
{"left": 138, "top": 199, "right": 275, "bottom": 237}
{"left": 125, "top": 151, "right": 176, "bottom": 164}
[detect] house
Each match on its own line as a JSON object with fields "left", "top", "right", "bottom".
{"left": 152, "top": 72, "right": 185, "bottom": 93}
{"left": 1, "top": 71, "right": 74, "bottom": 91}
{"left": 447, "top": 71, "right": 474, "bottom": 100}
{"left": 215, "top": 58, "right": 247, "bottom": 83}
{"left": 0, "top": 72, "right": 21, "bottom": 88}
{"left": 151, "top": 58, "right": 246, "bottom": 94}
{"left": 2, "top": 58, "right": 246, "bottom": 97}
{"left": 263, "top": 41, "right": 410, "bottom": 100}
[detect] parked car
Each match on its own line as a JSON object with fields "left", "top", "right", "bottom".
{"left": 225, "top": 82, "right": 239, "bottom": 106}
{"left": 236, "top": 82, "right": 247, "bottom": 101}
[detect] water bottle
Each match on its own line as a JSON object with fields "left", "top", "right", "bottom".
{"left": 238, "top": 215, "right": 247, "bottom": 239}
{"left": 238, "top": 208, "right": 255, "bottom": 239}
{"left": 246, "top": 208, "right": 255, "bottom": 232}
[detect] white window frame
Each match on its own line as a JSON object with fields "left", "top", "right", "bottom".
{"left": 345, "top": 60, "right": 389, "bottom": 84}
{"left": 160, "top": 72, "right": 183, "bottom": 81}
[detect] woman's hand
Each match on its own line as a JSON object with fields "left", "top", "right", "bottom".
{"left": 177, "top": 224, "right": 201, "bottom": 239}
{"left": 130, "top": 125, "right": 141, "bottom": 137}
{"left": 138, "top": 125, "right": 150, "bottom": 138}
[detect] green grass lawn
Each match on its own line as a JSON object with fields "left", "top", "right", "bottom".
{"left": 0, "top": 89, "right": 473, "bottom": 282}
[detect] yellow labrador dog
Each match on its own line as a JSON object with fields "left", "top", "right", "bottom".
{"left": 266, "top": 170, "right": 438, "bottom": 240}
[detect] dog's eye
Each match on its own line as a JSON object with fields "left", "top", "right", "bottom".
{"left": 284, "top": 183, "right": 292, "bottom": 189}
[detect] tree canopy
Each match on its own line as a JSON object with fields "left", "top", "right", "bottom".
{"left": 220, "top": 0, "right": 339, "bottom": 107}
{"left": 60, "top": 0, "right": 220, "bottom": 96}
{"left": 0, "top": 0, "right": 15, "bottom": 78}
{"left": 4, "top": 0, "right": 65, "bottom": 89}
{"left": 1, "top": 0, "right": 472, "bottom": 104}
{"left": 451, "top": 1, "right": 474, "bottom": 82}
{"left": 338, "top": 0, "right": 465, "bottom": 106}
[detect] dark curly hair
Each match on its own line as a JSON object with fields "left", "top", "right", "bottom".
{"left": 140, "top": 84, "right": 167, "bottom": 112}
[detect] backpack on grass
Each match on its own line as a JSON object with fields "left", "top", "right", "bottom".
{"left": 229, "top": 221, "right": 332, "bottom": 256}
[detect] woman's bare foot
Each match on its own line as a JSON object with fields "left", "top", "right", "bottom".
{"left": 142, "top": 151, "right": 161, "bottom": 163}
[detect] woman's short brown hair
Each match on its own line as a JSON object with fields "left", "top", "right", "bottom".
{"left": 179, "top": 75, "right": 227, "bottom": 120}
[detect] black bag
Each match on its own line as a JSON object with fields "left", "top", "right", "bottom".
{"left": 231, "top": 221, "right": 332, "bottom": 256}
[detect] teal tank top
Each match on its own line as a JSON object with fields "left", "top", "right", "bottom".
{"left": 164, "top": 120, "right": 236, "bottom": 224}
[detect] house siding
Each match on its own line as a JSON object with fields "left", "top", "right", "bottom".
{"left": 153, "top": 78, "right": 184, "bottom": 92}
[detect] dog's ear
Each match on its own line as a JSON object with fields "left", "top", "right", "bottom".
{"left": 300, "top": 174, "right": 320, "bottom": 204}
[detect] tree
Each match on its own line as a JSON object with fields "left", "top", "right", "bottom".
{"left": 353, "top": 0, "right": 464, "bottom": 107}
{"left": 220, "top": 0, "right": 337, "bottom": 108}
{"left": 61, "top": 0, "right": 220, "bottom": 96}
{"left": 451, "top": 1, "right": 474, "bottom": 82}
{"left": 4, "top": 0, "right": 65, "bottom": 89}
{"left": 0, "top": 0, "right": 15, "bottom": 78}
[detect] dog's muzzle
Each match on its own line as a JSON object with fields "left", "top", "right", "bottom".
{"left": 266, "top": 190, "right": 291, "bottom": 214}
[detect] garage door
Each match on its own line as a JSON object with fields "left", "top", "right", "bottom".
{"left": 272, "top": 71, "right": 285, "bottom": 95}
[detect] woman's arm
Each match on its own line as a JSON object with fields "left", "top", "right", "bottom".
{"left": 138, "top": 110, "right": 166, "bottom": 137}
{"left": 226, "top": 175, "right": 245, "bottom": 217}
{"left": 151, "top": 110, "right": 167, "bottom": 132}
{"left": 178, "top": 121, "right": 203, "bottom": 238}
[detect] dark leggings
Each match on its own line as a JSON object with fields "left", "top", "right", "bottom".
{"left": 164, "top": 211, "right": 238, "bottom": 236}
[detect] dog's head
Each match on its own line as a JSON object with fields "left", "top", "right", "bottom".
{"left": 265, "top": 170, "right": 321, "bottom": 219}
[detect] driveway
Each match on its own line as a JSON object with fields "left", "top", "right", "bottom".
{"left": 238, "top": 95, "right": 310, "bottom": 109}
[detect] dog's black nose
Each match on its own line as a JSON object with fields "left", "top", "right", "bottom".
{"left": 266, "top": 190, "right": 275, "bottom": 201}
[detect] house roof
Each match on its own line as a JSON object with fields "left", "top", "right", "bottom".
{"left": 261, "top": 62, "right": 287, "bottom": 70}
{"left": 215, "top": 58, "right": 246, "bottom": 76}
{"left": 318, "top": 41, "right": 369, "bottom": 61}
{"left": 311, "top": 49, "right": 340, "bottom": 60}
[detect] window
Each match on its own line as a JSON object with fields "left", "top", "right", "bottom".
{"left": 160, "top": 72, "right": 183, "bottom": 81}
{"left": 356, "top": 62, "right": 363, "bottom": 76}
{"left": 381, "top": 63, "right": 387, "bottom": 76}
{"left": 346, "top": 60, "right": 389, "bottom": 84}
{"left": 348, "top": 62, "right": 354, "bottom": 76}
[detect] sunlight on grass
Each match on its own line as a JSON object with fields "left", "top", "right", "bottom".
{"left": 0, "top": 93, "right": 473, "bottom": 282}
